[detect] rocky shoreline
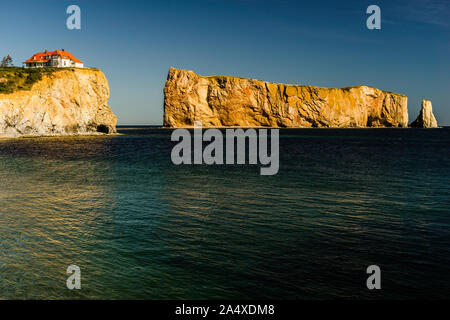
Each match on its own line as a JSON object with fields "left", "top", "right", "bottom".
{"left": 164, "top": 68, "right": 439, "bottom": 129}
{"left": 0, "top": 67, "right": 440, "bottom": 138}
{"left": 0, "top": 68, "right": 117, "bottom": 138}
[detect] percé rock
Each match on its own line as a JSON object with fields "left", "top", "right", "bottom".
{"left": 410, "top": 99, "right": 438, "bottom": 128}
{"left": 164, "top": 68, "right": 408, "bottom": 128}
{"left": 0, "top": 68, "right": 117, "bottom": 137}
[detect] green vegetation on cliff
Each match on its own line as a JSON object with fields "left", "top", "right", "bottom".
{"left": 0, "top": 67, "right": 64, "bottom": 94}
{"left": 0, "top": 67, "right": 97, "bottom": 94}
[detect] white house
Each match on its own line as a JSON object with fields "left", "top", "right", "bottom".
{"left": 24, "top": 49, "right": 84, "bottom": 68}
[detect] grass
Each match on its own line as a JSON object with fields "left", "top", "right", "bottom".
{"left": 0, "top": 67, "right": 79, "bottom": 94}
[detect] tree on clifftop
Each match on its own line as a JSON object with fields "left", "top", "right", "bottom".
{"left": 1, "top": 55, "right": 13, "bottom": 67}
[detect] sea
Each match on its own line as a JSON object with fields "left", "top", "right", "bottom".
{"left": 0, "top": 127, "right": 449, "bottom": 299}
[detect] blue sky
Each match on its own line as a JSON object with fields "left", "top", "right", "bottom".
{"left": 1, "top": 0, "right": 449, "bottom": 125}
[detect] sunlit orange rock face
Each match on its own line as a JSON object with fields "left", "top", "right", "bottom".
{"left": 410, "top": 99, "right": 438, "bottom": 128}
{"left": 0, "top": 69, "right": 117, "bottom": 137}
{"left": 164, "top": 67, "right": 408, "bottom": 128}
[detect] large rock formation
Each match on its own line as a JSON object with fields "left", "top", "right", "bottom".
{"left": 0, "top": 68, "right": 117, "bottom": 137}
{"left": 410, "top": 99, "right": 438, "bottom": 128}
{"left": 164, "top": 67, "right": 409, "bottom": 128}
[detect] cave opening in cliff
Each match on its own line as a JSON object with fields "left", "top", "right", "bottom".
{"left": 97, "top": 124, "right": 110, "bottom": 134}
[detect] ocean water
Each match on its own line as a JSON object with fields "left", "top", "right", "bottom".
{"left": 0, "top": 127, "right": 449, "bottom": 299}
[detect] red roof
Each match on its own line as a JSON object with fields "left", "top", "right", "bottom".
{"left": 25, "top": 50, "right": 83, "bottom": 64}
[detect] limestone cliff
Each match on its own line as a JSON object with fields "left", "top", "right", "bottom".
{"left": 164, "top": 67, "right": 409, "bottom": 128}
{"left": 0, "top": 68, "right": 117, "bottom": 137}
{"left": 410, "top": 99, "right": 438, "bottom": 128}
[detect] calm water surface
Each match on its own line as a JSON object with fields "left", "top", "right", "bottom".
{"left": 0, "top": 127, "right": 449, "bottom": 299}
